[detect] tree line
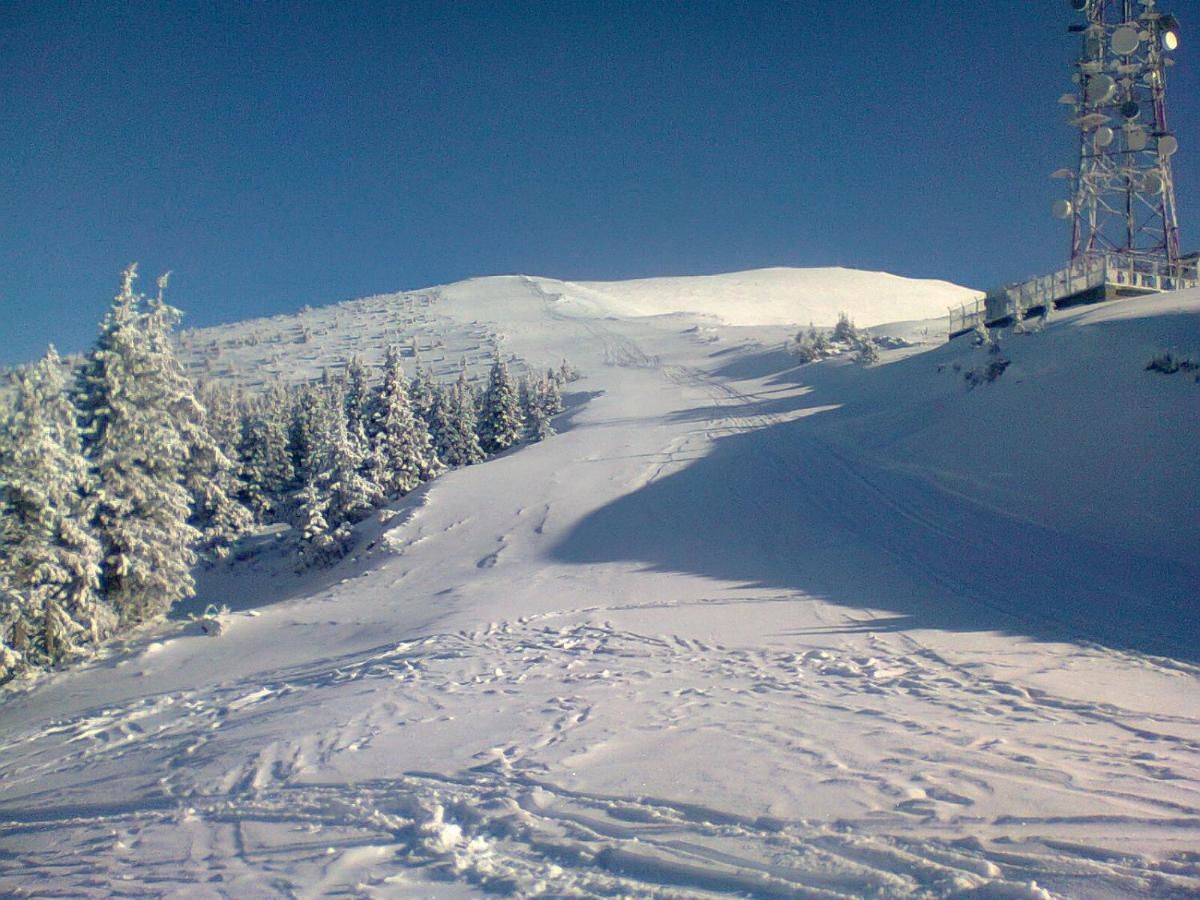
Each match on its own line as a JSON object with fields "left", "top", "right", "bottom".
{"left": 0, "top": 267, "right": 573, "bottom": 683}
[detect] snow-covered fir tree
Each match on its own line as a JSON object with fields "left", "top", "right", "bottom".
{"left": 437, "top": 368, "right": 485, "bottom": 467}
{"left": 288, "top": 381, "right": 381, "bottom": 566}
{"left": 519, "top": 374, "right": 556, "bottom": 443}
{"left": 0, "top": 348, "right": 110, "bottom": 679}
{"left": 325, "top": 391, "right": 383, "bottom": 525}
{"left": 409, "top": 362, "right": 437, "bottom": 425}
{"left": 368, "top": 345, "right": 440, "bottom": 496}
{"left": 832, "top": 312, "right": 860, "bottom": 345}
{"left": 144, "top": 278, "right": 252, "bottom": 559}
{"left": 292, "top": 476, "right": 342, "bottom": 569}
{"left": 198, "top": 382, "right": 243, "bottom": 461}
{"left": 478, "top": 355, "right": 524, "bottom": 454}
{"left": 343, "top": 354, "right": 372, "bottom": 440}
{"left": 76, "top": 267, "right": 201, "bottom": 625}
{"left": 236, "top": 385, "right": 295, "bottom": 522}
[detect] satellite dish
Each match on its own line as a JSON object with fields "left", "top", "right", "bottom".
{"left": 1111, "top": 26, "right": 1140, "bottom": 54}
{"left": 1127, "top": 127, "right": 1149, "bottom": 151}
{"left": 1053, "top": 199, "right": 1074, "bottom": 219}
{"left": 1094, "top": 126, "right": 1115, "bottom": 147}
{"left": 1071, "top": 0, "right": 1088, "bottom": 10}
{"left": 1161, "top": 14, "right": 1181, "bottom": 51}
{"left": 1086, "top": 74, "right": 1117, "bottom": 104}
{"left": 1141, "top": 172, "right": 1165, "bottom": 194}
{"left": 1121, "top": 100, "right": 1141, "bottom": 120}
{"left": 1074, "top": 112, "right": 1111, "bottom": 129}
{"left": 1159, "top": 134, "right": 1180, "bottom": 156}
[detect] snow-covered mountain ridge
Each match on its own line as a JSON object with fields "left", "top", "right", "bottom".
{"left": 2, "top": 272, "right": 1198, "bottom": 897}
{"left": 176, "top": 266, "right": 978, "bottom": 391}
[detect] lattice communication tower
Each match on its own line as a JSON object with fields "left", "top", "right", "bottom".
{"left": 1055, "top": 0, "right": 1183, "bottom": 270}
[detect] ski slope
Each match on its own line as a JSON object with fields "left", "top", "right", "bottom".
{"left": 1, "top": 269, "right": 1198, "bottom": 897}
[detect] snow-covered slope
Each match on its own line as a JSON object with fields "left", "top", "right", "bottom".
{"left": 174, "top": 267, "right": 977, "bottom": 393}
{"left": 539, "top": 266, "right": 978, "bottom": 327}
{"left": 1, "top": 272, "right": 1198, "bottom": 898}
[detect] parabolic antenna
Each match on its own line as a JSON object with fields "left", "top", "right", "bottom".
{"left": 1094, "top": 125, "right": 1115, "bottom": 147}
{"left": 1161, "top": 15, "right": 1181, "bottom": 51}
{"left": 1086, "top": 74, "right": 1117, "bottom": 103}
{"left": 1140, "top": 171, "right": 1165, "bottom": 194}
{"left": 1121, "top": 99, "right": 1141, "bottom": 120}
{"left": 1159, "top": 134, "right": 1180, "bottom": 156}
{"left": 1126, "top": 126, "right": 1149, "bottom": 151}
{"left": 1111, "top": 26, "right": 1140, "bottom": 54}
{"left": 1053, "top": 199, "right": 1074, "bottom": 219}
{"left": 1071, "top": 0, "right": 1088, "bottom": 10}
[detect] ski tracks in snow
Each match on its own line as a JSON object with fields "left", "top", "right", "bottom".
{"left": 3, "top": 606, "right": 1199, "bottom": 896}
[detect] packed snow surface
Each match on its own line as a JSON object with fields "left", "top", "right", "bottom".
{"left": 2, "top": 269, "right": 1199, "bottom": 897}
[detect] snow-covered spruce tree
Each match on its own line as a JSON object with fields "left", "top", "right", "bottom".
{"left": 289, "top": 381, "right": 381, "bottom": 566}
{"left": 288, "top": 384, "right": 343, "bottom": 565}
{"left": 368, "top": 345, "right": 440, "bottom": 497}
{"left": 409, "top": 362, "right": 437, "bottom": 426}
{"left": 143, "top": 279, "right": 252, "bottom": 559}
{"left": 518, "top": 374, "right": 556, "bottom": 443}
{"left": 854, "top": 340, "right": 880, "bottom": 366}
{"left": 478, "top": 355, "right": 524, "bottom": 455}
{"left": 236, "top": 386, "right": 295, "bottom": 522}
{"left": 832, "top": 312, "right": 860, "bottom": 345}
{"left": 0, "top": 348, "right": 110, "bottom": 678}
{"left": 198, "top": 381, "right": 243, "bottom": 461}
{"left": 76, "top": 267, "right": 200, "bottom": 626}
{"left": 292, "top": 475, "right": 341, "bottom": 569}
{"left": 324, "top": 388, "right": 383, "bottom": 526}
{"left": 543, "top": 367, "right": 565, "bottom": 414}
{"left": 429, "top": 370, "right": 484, "bottom": 468}
{"left": 343, "top": 354, "right": 372, "bottom": 440}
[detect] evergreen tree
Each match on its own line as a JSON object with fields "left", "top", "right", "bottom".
{"left": 76, "top": 266, "right": 200, "bottom": 625}
{"left": 293, "top": 476, "right": 342, "bottom": 568}
{"left": 324, "top": 395, "right": 383, "bottom": 525}
{"left": 288, "top": 382, "right": 380, "bottom": 565}
{"left": 478, "top": 355, "right": 524, "bottom": 454}
{"left": 429, "top": 370, "right": 484, "bottom": 468}
{"left": 410, "top": 362, "right": 437, "bottom": 425}
{"left": 198, "top": 382, "right": 243, "bottom": 460}
{"left": 542, "top": 367, "right": 564, "bottom": 414}
{"left": 519, "top": 374, "right": 563, "bottom": 443}
{"left": 0, "top": 348, "right": 109, "bottom": 677}
{"left": 236, "top": 386, "right": 294, "bottom": 522}
{"left": 145, "top": 278, "right": 251, "bottom": 559}
{"left": 343, "top": 354, "right": 372, "bottom": 440}
{"left": 832, "top": 312, "right": 860, "bottom": 345}
{"left": 368, "top": 346, "right": 439, "bottom": 496}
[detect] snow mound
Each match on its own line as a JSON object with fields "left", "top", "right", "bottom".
{"left": 531, "top": 266, "right": 980, "bottom": 327}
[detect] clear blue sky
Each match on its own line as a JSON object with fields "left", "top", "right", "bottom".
{"left": 2, "top": 1, "right": 1197, "bottom": 366}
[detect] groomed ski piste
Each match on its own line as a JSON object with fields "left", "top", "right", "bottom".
{"left": 2, "top": 267, "right": 1198, "bottom": 897}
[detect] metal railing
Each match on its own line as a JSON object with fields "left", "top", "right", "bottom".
{"left": 949, "top": 253, "right": 1199, "bottom": 338}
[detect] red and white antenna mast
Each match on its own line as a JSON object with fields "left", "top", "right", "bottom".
{"left": 1056, "top": 0, "right": 1183, "bottom": 271}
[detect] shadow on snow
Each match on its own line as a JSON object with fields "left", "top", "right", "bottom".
{"left": 551, "top": 345, "right": 1200, "bottom": 664}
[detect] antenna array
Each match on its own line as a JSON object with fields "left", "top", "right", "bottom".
{"left": 1056, "top": 0, "right": 1183, "bottom": 270}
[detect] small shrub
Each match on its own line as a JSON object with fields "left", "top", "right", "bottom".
{"left": 964, "top": 356, "right": 1011, "bottom": 388}
{"left": 1145, "top": 352, "right": 1198, "bottom": 375}
{"left": 855, "top": 340, "right": 880, "bottom": 366}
